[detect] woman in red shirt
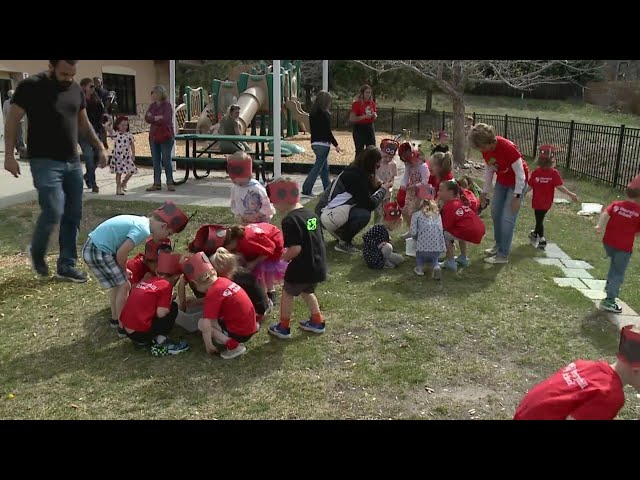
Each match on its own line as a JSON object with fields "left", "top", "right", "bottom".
{"left": 468, "top": 123, "right": 529, "bottom": 265}
{"left": 349, "top": 84, "right": 377, "bottom": 156}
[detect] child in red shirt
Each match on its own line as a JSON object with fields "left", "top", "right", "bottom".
{"left": 120, "top": 251, "right": 188, "bottom": 356}
{"left": 526, "top": 144, "right": 578, "bottom": 250}
{"left": 397, "top": 142, "right": 431, "bottom": 239}
{"left": 595, "top": 173, "right": 640, "bottom": 313}
{"left": 438, "top": 180, "right": 486, "bottom": 271}
{"left": 428, "top": 151, "right": 454, "bottom": 199}
{"left": 183, "top": 252, "right": 257, "bottom": 360}
{"left": 514, "top": 325, "right": 640, "bottom": 420}
{"left": 126, "top": 237, "right": 172, "bottom": 286}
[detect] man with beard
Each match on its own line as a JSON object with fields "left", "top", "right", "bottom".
{"left": 4, "top": 60, "right": 107, "bottom": 282}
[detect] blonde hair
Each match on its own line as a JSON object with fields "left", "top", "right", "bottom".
{"left": 210, "top": 247, "right": 238, "bottom": 278}
{"left": 228, "top": 150, "right": 251, "bottom": 163}
{"left": 431, "top": 151, "right": 453, "bottom": 176}
{"left": 270, "top": 175, "right": 295, "bottom": 184}
{"left": 467, "top": 123, "right": 497, "bottom": 149}
{"left": 420, "top": 199, "right": 439, "bottom": 217}
{"left": 151, "top": 85, "right": 168, "bottom": 102}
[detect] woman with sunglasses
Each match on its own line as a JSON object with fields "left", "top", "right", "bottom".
{"left": 79, "top": 77, "right": 106, "bottom": 193}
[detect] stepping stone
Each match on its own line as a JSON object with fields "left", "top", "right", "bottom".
{"left": 544, "top": 243, "right": 571, "bottom": 260}
{"left": 553, "top": 277, "right": 588, "bottom": 288}
{"left": 534, "top": 258, "right": 564, "bottom": 267}
{"left": 560, "top": 259, "right": 593, "bottom": 270}
{"left": 560, "top": 267, "right": 593, "bottom": 279}
{"left": 582, "top": 279, "right": 606, "bottom": 290}
{"left": 592, "top": 299, "right": 639, "bottom": 317}
{"left": 577, "top": 288, "right": 606, "bottom": 300}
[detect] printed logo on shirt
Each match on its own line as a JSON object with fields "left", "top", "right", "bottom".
{"left": 562, "top": 362, "right": 589, "bottom": 390}
{"left": 222, "top": 282, "right": 241, "bottom": 297}
{"left": 613, "top": 205, "right": 640, "bottom": 219}
{"left": 248, "top": 224, "right": 264, "bottom": 234}
{"left": 455, "top": 206, "right": 472, "bottom": 216}
{"left": 306, "top": 218, "right": 318, "bottom": 231}
{"left": 242, "top": 192, "right": 264, "bottom": 217}
{"left": 135, "top": 281, "right": 158, "bottom": 292}
{"left": 535, "top": 176, "right": 552, "bottom": 184}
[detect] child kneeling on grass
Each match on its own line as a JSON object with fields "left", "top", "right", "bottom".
{"left": 438, "top": 180, "right": 486, "bottom": 271}
{"left": 183, "top": 252, "right": 258, "bottom": 360}
{"left": 595, "top": 173, "right": 640, "bottom": 314}
{"left": 267, "top": 178, "right": 328, "bottom": 339}
{"left": 514, "top": 325, "right": 640, "bottom": 420}
{"left": 82, "top": 201, "right": 190, "bottom": 337}
{"left": 362, "top": 201, "right": 405, "bottom": 270}
{"left": 120, "top": 251, "right": 188, "bottom": 356}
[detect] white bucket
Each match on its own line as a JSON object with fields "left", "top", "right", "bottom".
{"left": 405, "top": 237, "right": 417, "bottom": 257}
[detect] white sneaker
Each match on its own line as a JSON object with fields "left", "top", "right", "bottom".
{"left": 484, "top": 245, "right": 498, "bottom": 256}
{"left": 220, "top": 344, "right": 247, "bottom": 360}
{"left": 484, "top": 255, "right": 509, "bottom": 265}
{"left": 414, "top": 266, "right": 425, "bottom": 276}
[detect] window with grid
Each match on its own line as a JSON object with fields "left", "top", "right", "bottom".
{"left": 103, "top": 73, "right": 137, "bottom": 115}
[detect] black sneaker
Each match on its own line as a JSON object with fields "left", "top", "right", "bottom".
{"left": 537, "top": 238, "right": 547, "bottom": 250}
{"left": 117, "top": 327, "right": 127, "bottom": 338}
{"left": 27, "top": 245, "right": 49, "bottom": 278}
{"left": 528, "top": 231, "right": 538, "bottom": 243}
{"left": 334, "top": 242, "right": 360, "bottom": 254}
{"left": 56, "top": 266, "right": 88, "bottom": 283}
{"left": 150, "top": 338, "right": 189, "bottom": 356}
{"left": 109, "top": 319, "right": 119, "bottom": 328}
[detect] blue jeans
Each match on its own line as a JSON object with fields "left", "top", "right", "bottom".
{"left": 79, "top": 138, "right": 99, "bottom": 188}
{"left": 604, "top": 244, "right": 631, "bottom": 300}
{"left": 416, "top": 251, "right": 441, "bottom": 268}
{"left": 302, "top": 145, "right": 331, "bottom": 195}
{"left": 30, "top": 159, "right": 84, "bottom": 269}
{"left": 150, "top": 138, "right": 174, "bottom": 185}
{"left": 491, "top": 183, "right": 523, "bottom": 257}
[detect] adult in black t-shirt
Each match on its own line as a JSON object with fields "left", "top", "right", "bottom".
{"left": 4, "top": 60, "right": 107, "bottom": 282}
{"left": 267, "top": 181, "right": 328, "bottom": 339}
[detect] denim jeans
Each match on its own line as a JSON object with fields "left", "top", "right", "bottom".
{"left": 302, "top": 145, "right": 331, "bottom": 195}
{"left": 604, "top": 244, "right": 632, "bottom": 300}
{"left": 150, "top": 138, "right": 174, "bottom": 185}
{"left": 78, "top": 138, "right": 99, "bottom": 188}
{"left": 490, "top": 182, "right": 523, "bottom": 257}
{"left": 334, "top": 207, "right": 371, "bottom": 244}
{"left": 29, "top": 158, "right": 84, "bottom": 269}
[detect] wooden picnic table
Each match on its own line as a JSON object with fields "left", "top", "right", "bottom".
{"left": 173, "top": 133, "right": 277, "bottom": 185}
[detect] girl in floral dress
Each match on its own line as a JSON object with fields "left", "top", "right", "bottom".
{"left": 110, "top": 115, "right": 138, "bottom": 195}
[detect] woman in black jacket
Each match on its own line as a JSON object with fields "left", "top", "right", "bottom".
{"left": 79, "top": 77, "right": 106, "bottom": 192}
{"left": 316, "top": 146, "right": 392, "bottom": 253}
{"left": 302, "top": 91, "right": 342, "bottom": 196}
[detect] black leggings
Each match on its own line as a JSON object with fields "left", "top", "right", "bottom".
{"left": 533, "top": 209, "right": 548, "bottom": 237}
{"left": 352, "top": 123, "right": 376, "bottom": 157}
{"left": 127, "top": 301, "right": 179, "bottom": 345}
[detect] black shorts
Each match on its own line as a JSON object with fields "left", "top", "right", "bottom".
{"left": 283, "top": 281, "right": 317, "bottom": 297}
{"left": 218, "top": 319, "right": 255, "bottom": 343}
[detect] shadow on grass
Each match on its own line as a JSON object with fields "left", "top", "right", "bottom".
{"left": 1, "top": 306, "right": 292, "bottom": 404}
{"left": 580, "top": 309, "right": 620, "bottom": 356}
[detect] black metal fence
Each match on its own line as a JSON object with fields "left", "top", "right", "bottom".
{"left": 332, "top": 105, "right": 640, "bottom": 189}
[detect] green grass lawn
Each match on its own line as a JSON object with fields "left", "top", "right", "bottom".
{"left": 0, "top": 183, "right": 639, "bottom": 419}
{"left": 371, "top": 92, "right": 640, "bottom": 129}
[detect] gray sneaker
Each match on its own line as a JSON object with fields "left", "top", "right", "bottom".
{"left": 432, "top": 267, "right": 442, "bottom": 281}
{"left": 27, "top": 245, "right": 49, "bottom": 278}
{"left": 335, "top": 242, "right": 360, "bottom": 254}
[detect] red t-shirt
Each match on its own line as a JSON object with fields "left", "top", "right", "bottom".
{"left": 236, "top": 223, "right": 284, "bottom": 261}
{"left": 482, "top": 136, "right": 529, "bottom": 188}
{"left": 440, "top": 198, "right": 485, "bottom": 244}
{"left": 528, "top": 167, "right": 563, "bottom": 211}
{"left": 126, "top": 254, "right": 151, "bottom": 284}
{"left": 603, "top": 200, "right": 640, "bottom": 253}
{"left": 428, "top": 171, "right": 454, "bottom": 197}
{"left": 461, "top": 188, "right": 479, "bottom": 213}
{"left": 514, "top": 360, "right": 624, "bottom": 420}
{"left": 351, "top": 100, "right": 376, "bottom": 125}
{"left": 120, "top": 277, "right": 173, "bottom": 333}
{"left": 203, "top": 276, "right": 257, "bottom": 337}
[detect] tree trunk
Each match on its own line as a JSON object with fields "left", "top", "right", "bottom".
{"left": 425, "top": 88, "right": 433, "bottom": 112}
{"left": 451, "top": 94, "right": 466, "bottom": 167}
{"left": 305, "top": 86, "right": 312, "bottom": 110}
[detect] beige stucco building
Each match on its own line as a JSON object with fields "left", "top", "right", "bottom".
{"left": 0, "top": 60, "right": 171, "bottom": 133}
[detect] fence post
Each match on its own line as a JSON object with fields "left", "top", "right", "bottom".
{"left": 391, "top": 107, "right": 395, "bottom": 133}
{"left": 613, "top": 125, "right": 626, "bottom": 187}
{"left": 336, "top": 105, "right": 340, "bottom": 129}
{"left": 472, "top": 112, "right": 476, "bottom": 125}
{"left": 441, "top": 110, "right": 445, "bottom": 130}
{"left": 566, "top": 120, "right": 575, "bottom": 170}
{"left": 417, "top": 110, "right": 421, "bottom": 133}
{"left": 532, "top": 117, "right": 539, "bottom": 157}
{"left": 504, "top": 114, "right": 509, "bottom": 138}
